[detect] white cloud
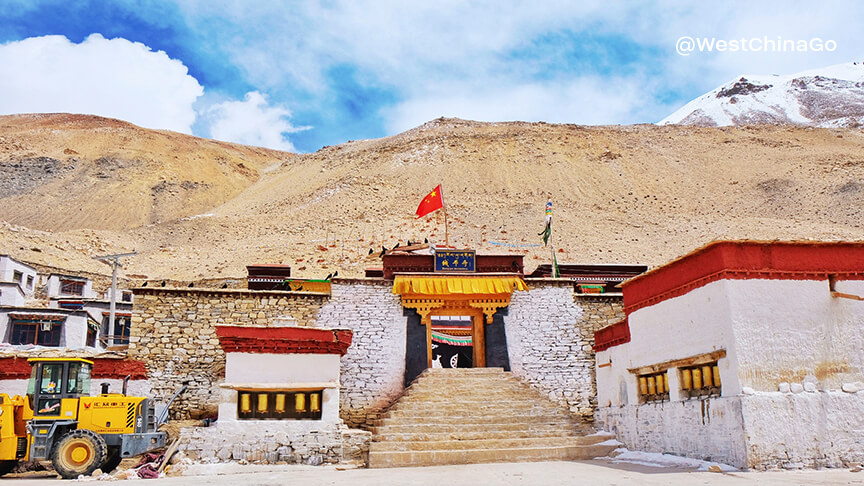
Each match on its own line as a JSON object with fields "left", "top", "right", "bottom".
{"left": 173, "top": 1, "right": 863, "bottom": 131}
{"left": 203, "top": 91, "right": 307, "bottom": 152}
{"left": 0, "top": 34, "right": 203, "bottom": 133}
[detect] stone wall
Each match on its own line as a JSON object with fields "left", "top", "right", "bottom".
{"left": 130, "top": 281, "right": 623, "bottom": 428}
{"left": 505, "top": 281, "right": 623, "bottom": 422}
{"left": 179, "top": 421, "right": 345, "bottom": 465}
{"left": 129, "top": 288, "right": 329, "bottom": 419}
{"left": 315, "top": 280, "right": 407, "bottom": 428}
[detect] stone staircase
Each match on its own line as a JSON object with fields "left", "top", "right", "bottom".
{"left": 368, "top": 367, "right": 619, "bottom": 468}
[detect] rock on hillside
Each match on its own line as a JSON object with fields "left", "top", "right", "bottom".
{"left": 661, "top": 62, "right": 864, "bottom": 128}
{"left": 0, "top": 113, "right": 294, "bottom": 231}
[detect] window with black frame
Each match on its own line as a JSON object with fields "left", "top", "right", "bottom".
{"left": 237, "top": 390, "right": 323, "bottom": 420}
{"left": 102, "top": 315, "right": 131, "bottom": 345}
{"left": 59, "top": 279, "right": 85, "bottom": 296}
{"left": 9, "top": 318, "right": 63, "bottom": 346}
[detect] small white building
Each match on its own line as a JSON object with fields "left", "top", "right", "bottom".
{"left": 0, "top": 255, "right": 38, "bottom": 305}
{"left": 46, "top": 273, "right": 97, "bottom": 300}
{"left": 0, "top": 309, "right": 99, "bottom": 349}
{"left": 595, "top": 240, "right": 864, "bottom": 470}
{"left": 179, "top": 325, "right": 361, "bottom": 464}
{"left": 0, "top": 259, "right": 121, "bottom": 351}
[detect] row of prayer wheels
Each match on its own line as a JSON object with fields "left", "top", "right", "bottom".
{"left": 239, "top": 392, "right": 321, "bottom": 414}
{"left": 639, "top": 373, "right": 668, "bottom": 395}
{"left": 639, "top": 364, "right": 722, "bottom": 395}
{"left": 682, "top": 365, "right": 721, "bottom": 390}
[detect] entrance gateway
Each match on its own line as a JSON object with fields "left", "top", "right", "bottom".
{"left": 392, "top": 275, "right": 528, "bottom": 385}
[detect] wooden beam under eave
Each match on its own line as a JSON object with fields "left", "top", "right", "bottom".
{"left": 831, "top": 291, "right": 864, "bottom": 301}
{"left": 628, "top": 349, "right": 727, "bottom": 375}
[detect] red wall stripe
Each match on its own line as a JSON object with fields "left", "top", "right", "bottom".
{"left": 215, "top": 326, "right": 353, "bottom": 355}
{"left": 623, "top": 241, "right": 864, "bottom": 315}
{"left": 0, "top": 358, "right": 147, "bottom": 380}
{"left": 593, "top": 318, "right": 630, "bottom": 352}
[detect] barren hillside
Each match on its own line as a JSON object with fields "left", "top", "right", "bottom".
{"left": 0, "top": 114, "right": 294, "bottom": 231}
{"left": 1, "top": 116, "right": 864, "bottom": 282}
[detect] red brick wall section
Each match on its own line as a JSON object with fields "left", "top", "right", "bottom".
{"left": 622, "top": 241, "right": 864, "bottom": 315}
{"left": 0, "top": 358, "right": 148, "bottom": 380}
{"left": 215, "top": 326, "right": 353, "bottom": 355}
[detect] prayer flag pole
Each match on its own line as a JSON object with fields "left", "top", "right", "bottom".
{"left": 539, "top": 197, "right": 559, "bottom": 277}
{"left": 442, "top": 184, "right": 450, "bottom": 247}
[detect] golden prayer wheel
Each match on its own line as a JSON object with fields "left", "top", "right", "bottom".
{"left": 310, "top": 393, "right": 320, "bottom": 412}
{"left": 639, "top": 376, "right": 648, "bottom": 395}
{"left": 663, "top": 374, "right": 669, "bottom": 394}
{"left": 713, "top": 366, "right": 722, "bottom": 387}
{"left": 275, "top": 393, "right": 286, "bottom": 413}
{"left": 295, "top": 393, "right": 306, "bottom": 412}
{"left": 702, "top": 366, "right": 713, "bottom": 387}
{"left": 240, "top": 393, "right": 251, "bottom": 413}
{"left": 257, "top": 393, "right": 268, "bottom": 412}
{"left": 682, "top": 369, "right": 692, "bottom": 390}
{"left": 693, "top": 368, "right": 703, "bottom": 389}
{"left": 647, "top": 376, "right": 656, "bottom": 395}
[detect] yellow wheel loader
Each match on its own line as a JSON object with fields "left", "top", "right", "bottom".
{"left": 0, "top": 358, "right": 166, "bottom": 479}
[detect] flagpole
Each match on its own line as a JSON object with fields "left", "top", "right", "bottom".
{"left": 442, "top": 184, "right": 450, "bottom": 247}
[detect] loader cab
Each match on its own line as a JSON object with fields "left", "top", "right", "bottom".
{"left": 26, "top": 358, "right": 92, "bottom": 417}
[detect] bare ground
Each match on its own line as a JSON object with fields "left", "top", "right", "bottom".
{"left": 1, "top": 115, "right": 864, "bottom": 283}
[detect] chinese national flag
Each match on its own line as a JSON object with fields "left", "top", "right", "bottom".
{"left": 415, "top": 185, "right": 444, "bottom": 218}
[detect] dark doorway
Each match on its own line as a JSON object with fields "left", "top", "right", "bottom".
{"left": 404, "top": 309, "right": 427, "bottom": 387}
{"left": 484, "top": 308, "right": 511, "bottom": 371}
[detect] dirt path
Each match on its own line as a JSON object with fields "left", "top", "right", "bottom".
{"left": 5, "top": 460, "right": 863, "bottom": 485}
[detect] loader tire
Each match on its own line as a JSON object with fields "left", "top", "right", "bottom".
{"left": 101, "top": 448, "right": 122, "bottom": 474}
{"left": 51, "top": 429, "right": 107, "bottom": 479}
{"left": 0, "top": 460, "right": 17, "bottom": 477}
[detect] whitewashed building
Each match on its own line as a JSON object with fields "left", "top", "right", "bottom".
{"left": 0, "top": 255, "right": 38, "bottom": 305}
{"left": 0, "top": 259, "right": 133, "bottom": 351}
{"left": 595, "top": 240, "right": 864, "bottom": 470}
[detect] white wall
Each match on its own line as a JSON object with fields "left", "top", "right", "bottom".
{"left": 60, "top": 315, "right": 90, "bottom": 349}
{"left": 0, "top": 379, "right": 30, "bottom": 397}
{"left": 0, "top": 283, "right": 26, "bottom": 306}
{"left": 46, "top": 275, "right": 96, "bottom": 299}
{"left": 726, "top": 279, "right": 864, "bottom": 391}
{"left": 597, "top": 280, "right": 741, "bottom": 409}
{"left": 505, "top": 285, "right": 599, "bottom": 418}
{"left": 596, "top": 396, "right": 749, "bottom": 468}
{"left": 740, "top": 391, "right": 864, "bottom": 469}
{"left": 316, "top": 281, "right": 408, "bottom": 428}
{"left": 0, "top": 311, "right": 9, "bottom": 343}
{"left": 218, "top": 352, "right": 342, "bottom": 424}
{"left": 0, "top": 256, "right": 37, "bottom": 297}
{"left": 596, "top": 276, "right": 864, "bottom": 470}
{"left": 224, "top": 353, "right": 340, "bottom": 384}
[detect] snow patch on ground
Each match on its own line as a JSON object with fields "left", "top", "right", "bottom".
{"left": 604, "top": 448, "right": 738, "bottom": 472}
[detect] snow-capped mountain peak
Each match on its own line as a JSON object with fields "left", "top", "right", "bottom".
{"left": 660, "top": 62, "right": 864, "bottom": 127}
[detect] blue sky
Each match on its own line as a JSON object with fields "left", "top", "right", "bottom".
{"left": 0, "top": 1, "right": 861, "bottom": 152}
